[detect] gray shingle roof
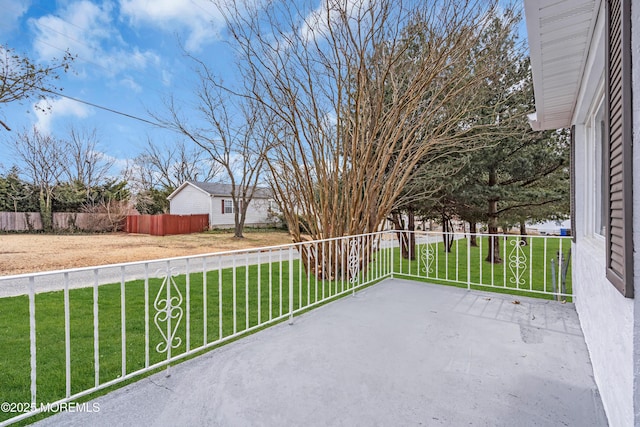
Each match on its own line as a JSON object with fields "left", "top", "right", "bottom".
{"left": 188, "top": 182, "right": 271, "bottom": 198}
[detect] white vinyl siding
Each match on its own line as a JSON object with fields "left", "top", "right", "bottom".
{"left": 169, "top": 185, "right": 210, "bottom": 215}
{"left": 169, "top": 182, "right": 276, "bottom": 229}
{"left": 210, "top": 197, "right": 273, "bottom": 228}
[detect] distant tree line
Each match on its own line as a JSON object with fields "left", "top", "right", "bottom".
{"left": 0, "top": 167, "right": 128, "bottom": 213}
{"left": 1, "top": 127, "right": 130, "bottom": 232}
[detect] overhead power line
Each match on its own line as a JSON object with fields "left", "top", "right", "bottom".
{"left": 40, "top": 88, "right": 165, "bottom": 128}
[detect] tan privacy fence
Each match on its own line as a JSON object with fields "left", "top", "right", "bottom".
{"left": 0, "top": 212, "right": 120, "bottom": 232}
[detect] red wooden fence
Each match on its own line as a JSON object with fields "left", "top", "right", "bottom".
{"left": 126, "top": 214, "right": 209, "bottom": 236}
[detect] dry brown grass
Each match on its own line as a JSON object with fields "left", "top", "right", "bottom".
{"left": 0, "top": 230, "right": 292, "bottom": 276}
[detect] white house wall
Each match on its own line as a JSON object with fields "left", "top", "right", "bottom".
{"left": 168, "top": 183, "right": 275, "bottom": 229}
{"left": 574, "top": 123, "right": 635, "bottom": 427}
{"left": 244, "top": 198, "right": 273, "bottom": 225}
{"left": 632, "top": 1, "right": 640, "bottom": 424}
{"left": 209, "top": 197, "right": 273, "bottom": 228}
{"left": 569, "top": 3, "right": 634, "bottom": 425}
{"left": 572, "top": 234, "right": 633, "bottom": 427}
{"left": 169, "top": 185, "right": 210, "bottom": 216}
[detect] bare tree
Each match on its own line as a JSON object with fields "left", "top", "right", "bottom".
{"left": 82, "top": 182, "right": 133, "bottom": 232}
{"left": 125, "top": 138, "right": 222, "bottom": 214}
{"left": 0, "top": 44, "right": 73, "bottom": 131}
{"left": 128, "top": 138, "right": 221, "bottom": 192}
{"left": 215, "top": 0, "right": 508, "bottom": 277}
{"left": 63, "top": 126, "right": 114, "bottom": 191}
{"left": 10, "top": 127, "right": 67, "bottom": 231}
{"left": 159, "top": 70, "right": 269, "bottom": 238}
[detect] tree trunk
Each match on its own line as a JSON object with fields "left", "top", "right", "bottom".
{"left": 233, "top": 199, "right": 244, "bottom": 238}
{"left": 391, "top": 211, "right": 415, "bottom": 260}
{"left": 442, "top": 212, "right": 448, "bottom": 252}
{"left": 486, "top": 200, "right": 502, "bottom": 263}
{"left": 40, "top": 189, "right": 53, "bottom": 233}
{"left": 486, "top": 169, "right": 502, "bottom": 263}
{"left": 406, "top": 209, "right": 416, "bottom": 260}
{"left": 519, "top": 219, "right": 528, "bottom": 246}
{"left": 469, "top": 222, "right": 478, "bottom": 247}
{"left": 442, "top": 212, "right": 453, "bottom": 253}
{"left": 391, "top": 212, "right": 406, "bottom": 259}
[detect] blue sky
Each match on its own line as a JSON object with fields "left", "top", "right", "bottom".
{"left": 0, "top": 0, "right": 238, "bottom": 173}
{"left": 0, "top": 0, "right": 527, "bottom": 176}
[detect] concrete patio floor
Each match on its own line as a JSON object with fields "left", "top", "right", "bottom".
{"left": 35, "top": 279, "right": 607, "bottom": 426}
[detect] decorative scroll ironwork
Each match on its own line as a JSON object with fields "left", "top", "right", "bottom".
{"left": 154, "top": 268, "right": 184, "bottom": 354}
{"left": 348, "top": 238, "right": 360, "bottom": 284}
{"left": 421, "top": 245, "right": 435, "bottom": 275}
{"left": 508, "top": 239, "right": 527, "bottom": 287}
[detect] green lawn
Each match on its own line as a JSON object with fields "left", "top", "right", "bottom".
{"left": 391, "top": 235, "right": 572, "bottom": 299}
{"left": 0, "top": 235, "right": 570, "bottom": 424}
{"left": 0, "top": 254, "right": 388, "bottom": 424}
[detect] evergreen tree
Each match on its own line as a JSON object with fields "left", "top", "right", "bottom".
{"left": 0, "top": 167, "right": 37, "bottom": 212}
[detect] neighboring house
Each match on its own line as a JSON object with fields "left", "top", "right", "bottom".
{"left": 167, "top": 181, "right": 276, "bottom": 229}
{"left": 527, "top": 219, "right": 571, "bottom": 236}
{"left": 525, "top": 1, "right": 638, "bottom": 425}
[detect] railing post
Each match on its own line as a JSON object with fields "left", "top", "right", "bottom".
{"left": 121, "top": 266, "right": 127, "bottom": 378}
{"left": 64, "top": 272, "right": 71, "bottom": 398}
{"left": 29, "top": 276, "right": 37, "bottom": 408}
{"left": 93, "top": 270, "right": 100, "bottom": 388}
{"left": 390, "top": 231, "right": 395, "bottom": 278}
{"left": 467, "top": 234, "right": 471, "bottom": 290}
{"left": 289, "top": 246, "right": 294, "bottom": 324}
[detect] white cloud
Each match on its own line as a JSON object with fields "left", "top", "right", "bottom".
{"left": 300, "top": 0, "right": 371, "bottom": 43}
{"left": 29, "top": 1, "right": 159, "bottom": 77}
{"left": 102, "top": 153, "right": 130, "bottom": 176}
{"left": 120, "top": 76, "right": 142, "bottom": 93}
{"left": 0, "top": 0, "right": 30, "bottom": 35}
{"left": 161, "top": 69, "right": 173, "bottom": 87}
{"left": 33, "top": 97, "right": 92, "bottom": 134}
{"left": 119, "top": 0, "right": 224, "bottom": 51}
{"left": 30, "top": 2, "right": 112, "bottom": 61}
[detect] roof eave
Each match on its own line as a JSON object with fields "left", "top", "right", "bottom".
{"left": 524, "top": 0, "right": 599, "bottom": 130}
{"left": 167, "top": 181, "right": 211, "bottom": 200}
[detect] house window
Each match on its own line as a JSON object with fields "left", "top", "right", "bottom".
{"left": 585, "top": 95, "right": 606, "bottom": 239}
{"left": 224, "top": 199, "right": 233, "bottom": 214}
{"left": 593, "top": 103, "right": 606, "bottom": 237}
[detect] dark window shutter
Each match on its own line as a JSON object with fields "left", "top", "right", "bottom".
{"left": 221, "top": 199, "right": 225, "bottom": 214}
{"left": 605, "top": 0, "right": 633, "bottom": 297}
{"left": 570, "top": 125, "right": 576, "bottom": 243}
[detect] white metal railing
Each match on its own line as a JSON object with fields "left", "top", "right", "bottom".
{"left": 0, "top": 230, "right": 570, "bottom": 425}
{"left": 391, "top": 230, "right": 572, "bottom": 298}
{"left": 0, "top": 232, "right": 391, "bottom": 426}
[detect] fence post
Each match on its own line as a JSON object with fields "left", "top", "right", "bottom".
{"left": 289, "top": 246, "right": 294, "bottom": 324}
{"left": 467, "top": 234, "right": 471, "bottom": 290}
